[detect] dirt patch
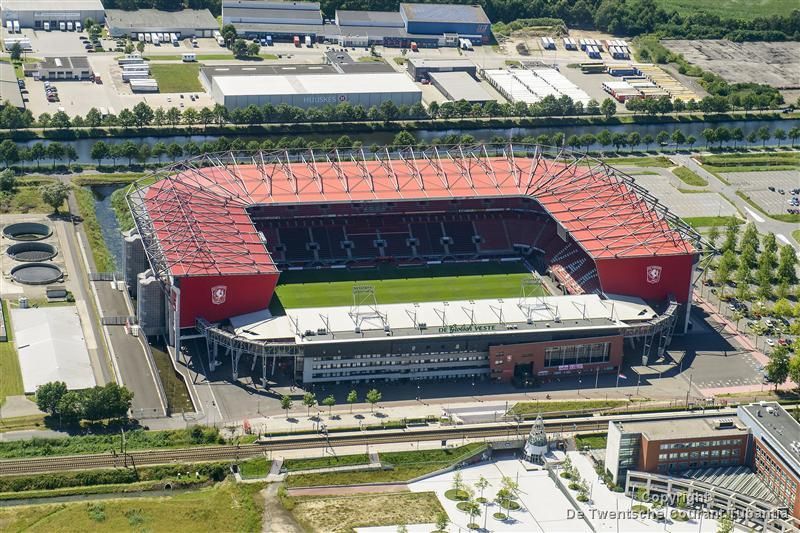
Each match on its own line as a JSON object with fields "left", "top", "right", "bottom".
{"left": 290, "top": 492, "right": 444, "bottom": 533}
{"left": 262, "top": 484, "right": 303, "bottom": 533}
{"left": 662, "top": 40, "right": 800, "bottom": 91}
{"left": 288, "top": 483, "right": 408, "bottom": 497}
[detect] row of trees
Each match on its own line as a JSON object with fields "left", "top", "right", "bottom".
{"left": 3, "top": 122, "right": 797, "bottom": 173}
{"left": 708, "top": 221, "right": 799, "bottom": 306}
{"left": 279, "top": 389, "right": 382, "bottom": 419}
{"left": 35, "top": 381, "right": 134, "bottom": 424}
{"left": 764, "top": 345, "right": 800, "bottom": 392}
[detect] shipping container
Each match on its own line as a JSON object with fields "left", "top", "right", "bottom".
{"left": 305, "top": 35, "right": 312, "bottom": 47}
{"left": 13, "top": 20, "right": 20, "bottom": 33}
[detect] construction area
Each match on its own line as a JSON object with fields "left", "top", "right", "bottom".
{"left": 662, "top": 40, "right": 800, "bottom": 91}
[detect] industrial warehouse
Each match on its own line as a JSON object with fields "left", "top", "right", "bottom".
{"left": 0, "top": 0, "right": 105, "bottom": 29}
{"left": 204, "top": 66, "right": 421, "bottom": 108}
{"left": 122, "top": 144, "right": 699, "bottom": 388}
{"left": 105, "top": 8, "right": 219, "bottom": 38}
{"left": 222, "top": 0, "right": 492, "bottom": 47}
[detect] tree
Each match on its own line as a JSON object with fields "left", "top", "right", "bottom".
{"left": 166, "top": 142, "right": 183, "bottom": 160}
{"left": 765, "top": 346, "right": 791, "bottom": 390}
{"left": 247, "top": 42, "right": 260, "bottom": 57}
{"left": 231, "top": 38, "right": 248, "bottom": 58}
{"left": 475, "top": 475, "right": 490, "bottom": 503}
{"left": 434, "top": 511, "right": 449, "bottom": 533}
{"left": 136, "top": 40, "right": 145, "bottom": 53}
{"left": 0, "top": 139, "right": 19, "bottom": 168}
{"left": 132, "top": 102, "right": 154, "bottom": 127}
{"left": 39, "top": 182, "right": 70, "bottom": 213}
{"left": 656, "top": 130, "right": 670, "bottom": 147}
{"left": 789, "top": 354, "right": 800, "bottom": 390}
{"left": 280, "top": 395, "right": 293, "bottom": 419}
{"left": 9, "top": 42, "right": 22, "bottom": 61}
{"left": 777, "top": 245, "right": 798, "bottom": 285}
{"left": 701, "top": 128, "right": 716, "bottom": 148}
{"left": 393, "top": 130, "right": 415, "bottom": 146}
{"left": 451, "top": 471, "right": 464, "bottom": 493}
{"left": 773, "top": 298, "right": 793, "bottom": 318}
{"left": 151, "top": 141, "right": 167, "bottom": 161}
{"left": 0, "top": 169, "right": 16, "bottom": 193}
{"left": 30, "top": 142, "right": 45, "bottom": 169}
{"left": 90, "top": 141, "right": 109, "bottom": 166}
{"left": 302, "top": 392, "right": 316, "bottom": 417}
{"left": 757, "top": 126, "right": 771, "bottom": 147}
{"left": 165, "top": 107, "right": 181, "bottom": 128}
{"left": 346, "top": 389, "right": 358, "bottom": 413}
{"left": 56, "top": 391, "right": 83, "bottom": 421}
{"left": 600, "top": 98, "right": 616, "bottom": 119}
{"left": 462, "top": 499, "right": 481, "bottom": 528}
{"left": 45, "top": 142, "right": 65, "bottom": 168}
{"left": 221, "top": 23, "right": 237, "bottom": 46}
{"left": 365, "top": 388, "right": 381, "bottom": 412}
{"left": 322, "top": 394, "right": 336, "bottom": 416}
{"left": 35, "top": 381, "right": 68, "bottom": 415}
{"left": 774, "top": 128, "right": 787, "bottom": 146}
{"left": 671, "top": 130, "right": 685, "bottom": 149}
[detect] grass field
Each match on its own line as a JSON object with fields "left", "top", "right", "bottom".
{"left": 274, "top": 262, "right": 542, "bottom": 309}
{"left": 604, "top": 155, "right": 673, "bottom": 168}
{"left": 683, "top": 215, "right": 744, "bottom": 229}
{"left": 74, "top": 186, "right": 116, "bottom": 272}
{"left": 654, "top": 0, "right": 797, "bottom": 19}
{"left": 150, "top": 343, "right": 193, "bottom": 414}
{"left": 0, "top": 300, "right": 24, "bottom": 407}
{"left": 0, "top": 185, "right": 65, "bottom": 215}
{"left": 672, "top": 166, "right": 708, "bottom": 187}
{"left": 286, "top": 444, "right": 485, "bottom": 488}
{"left": 575, "top": 432, "right": 608, "bottom": 450}
{"left": 149, "top": 63, "right": 202, "bottom": 93}
{"left": 0, "top": 480, "right": 265, "bottom": 532}
{"left": 289, "top": 492, "right": 444, "bottom": 533}
{"left": 238, "top": 457, "right": 271, "bottom": 479}
{"left": 284, "top": 454, "right": 370, "bottom": 472}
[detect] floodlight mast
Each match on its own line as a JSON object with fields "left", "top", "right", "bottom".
{"left": 350, "top": 284, "right": 387, "bottom": 331}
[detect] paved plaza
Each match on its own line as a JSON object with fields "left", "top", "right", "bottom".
{"left": 623, "top": 170, "right": 736, "bottom": 219}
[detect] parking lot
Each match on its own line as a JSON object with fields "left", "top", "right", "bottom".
{"left": 622, "top": 170, "right": 738, "bottom": 219}
{"left": 720, "top": 170, "right": 800, "bottom": 215}
{"left": 663, "top": 40, "right": 800, "bottom": 92}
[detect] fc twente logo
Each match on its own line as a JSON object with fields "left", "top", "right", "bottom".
{"left": 211, "top": 285, "right": 227, "bottom": 305}
{"left": 646, "top": 265, "right": 662, "bottom": 285}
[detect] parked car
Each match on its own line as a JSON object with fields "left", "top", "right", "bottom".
{"left": 766, "top": 339, "right": 775, "bottom": 347}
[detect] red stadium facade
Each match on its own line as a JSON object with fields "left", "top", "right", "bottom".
{"left": 127, "top": 145, "right": 701, "bottom": 355}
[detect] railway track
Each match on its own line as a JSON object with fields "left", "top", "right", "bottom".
{"left": 0, "top": 409, "right": 733, "bottom": 476}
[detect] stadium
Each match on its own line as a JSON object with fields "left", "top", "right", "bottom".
{"left": 124, "top": 144, "right": 701, "bottom": 388}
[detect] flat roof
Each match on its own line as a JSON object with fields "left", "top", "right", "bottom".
{"left": 223, "top": 0, "right": 320, "bottom": 10}
{"left": 738, "top": 402, "right": 800, "bottom": 475}
{"left": 681, "top": 466, "right": 778, "bottom": 504}
{"left": 134, "top": 146, "right": 696, "bottom": 278}
{"left": 230, "top": 22, "right": 332, "bottom": 35}
{"left": 202, "top": 63, "right": 336, "bottom": 83}
{"left": 212, "top": 72, "right": 421, "bottom": 97}
{"left": 105, "top": 9, "right": 219, "bottom": 30}
{"left": 38, "top": 56, "right": 90, "bottom": 70}
{"left": 223, "top": 6, "right": 322, "bottom": 23}
{"left": 400, "top": 3, "right": 490, "bottom": 24}
{"left": 12, "top": 307, "right": 96, "bottom": 393}
{"left": 1, "top": 0, "right": 103, "bottom": 11}
{"left": 335, "top": 10, "right": 405, "bottom": 27}
{"left": 230, "top": 293, "right": 653, "bottom": 344}
{"left": 324, "top": 51, "right": 396, "bottom": 73}
{"left": 429, "top": 71, "right": 493, "bottom": 102}
{"left": 620, "top": 417, "right": 748, "bottom": 441}
{"left": 407, "top": 58, "right": 477, "bottom": 69}
{"left": 0, "top": 62, "right": 24, "bottom": 109}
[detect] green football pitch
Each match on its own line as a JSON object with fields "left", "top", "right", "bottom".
{"left": 273, "top": 262, "right": 547, "bottom": 309}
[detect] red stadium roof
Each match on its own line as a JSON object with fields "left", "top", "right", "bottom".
{"left": 130, "top": 147, "right": 696, "bottom": 278}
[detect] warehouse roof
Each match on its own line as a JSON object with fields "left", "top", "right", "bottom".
{"left": 223, "top": 6, "right": 322, "bottom": 23}
{"left": 223, "top": 0, "right": 320, "bottom": 10}
{"left": 202, "top": 63, "right": 336, "bottom": 84}
{"left": 105, "top": 9, "right": 218, "bottom": 30}
{"left": 429, "top": 71, "right": 493, "bottom": 102}
{"left": 0, "top": 0, "right": 103, "bottom": 10}
{"left": 229, "top": 22, "right": 332, "bottom": 35}
{"left": 212, "top": 72, "right": 421, "bottom": 97}
{"left": 230, "top": 293, "right": 652, "bottom": 344}
{"left": 407, "top": 58, "right": 476, "bottom": 69}
{"left": 38, "top": 56, "right": 90, "bottom": 70}
{"left": 400, "top": 3, "right": 490, "bottom": 24}
{"left": 335, "top": 10, "right": 405, "bottom": 27}
{"left": 0, "top": 62, "right": 23, "bottom": 109}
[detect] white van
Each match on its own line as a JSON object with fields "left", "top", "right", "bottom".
{"left": 181, "top": 52, "right": 196, "bottom": 62}
{"left": 75, "top": 22, "right": 82, "bottom": 32}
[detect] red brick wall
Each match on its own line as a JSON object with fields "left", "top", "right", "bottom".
{"left": 639, "top": 435, "right": 748, "bottom": 474}
{"left": 753, "top": 439, "right": 800, "bottom": 519}
{"left": 488, "top": 335, "right": 623, "bottom": 383}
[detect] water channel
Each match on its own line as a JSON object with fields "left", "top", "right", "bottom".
{"left": 20, "top": 117, "right": 800, "bottom": 165}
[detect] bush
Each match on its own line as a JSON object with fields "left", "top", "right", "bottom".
{"left": 577, "top": 493, "right": 589, "bottom": 502}
{"left": 568, "top": 482, "right": 581, "bottom": 491}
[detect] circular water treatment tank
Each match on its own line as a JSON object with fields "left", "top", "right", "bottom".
{"left": 10, "top": 263, "right": 63, "bottom": 285}
{"left": 2, "top": 222, "right": 52, "bottom": 241}
{"left": 6, "top": 242, "right": 58, "bottom": 262}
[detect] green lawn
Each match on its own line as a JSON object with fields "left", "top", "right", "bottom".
{"left": 0, "top": 184, "right": 65, "bottom": 215}
{"left": 510, "top": 400, "right": 626, "bottom": 417}
{"left": 575, "top": 432, "right": 608, "bottom": 450}
{"left": 284, "top": 454, "right": 370, "bottom": 472}
{"left": 672, "top": 166, "right": 708, "bottom": 187}
{"left": 0, "top": 300, "right": 24, "bottom": 406}
{"left": 0, "top": 480, "right": 264, "bottom": 532}
{"left": 150, "top": 343, "right": 194, "bottom": 414}
{"left": 792, "top": 229, "right": 800, "bottom": 243}
{"left": 683, "top": 216, "right": 744, "bottom": 229}
{"left": 286, "top": 444, "right": 485, "bottom": 487}
{"left": 149, "top": 63, "right": 202, "bottom": 93}
{"left": 238, "top": 456, "right": 271, "bottom": 479}
{"left": 275, "top": 263, "right": 542, "bottom": 309}
{"left": 605, "top": 155, "right": 673, "bottom": 168}
{"left": 655, "top": 0, "right": 798, "bottom": 19}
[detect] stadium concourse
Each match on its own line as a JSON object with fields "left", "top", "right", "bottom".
{"left": 124, "top": 144, "right": 702, "bottom": 389}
